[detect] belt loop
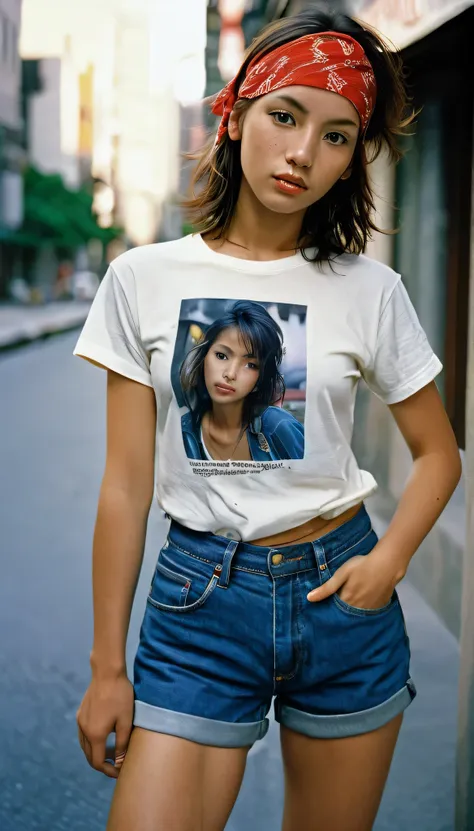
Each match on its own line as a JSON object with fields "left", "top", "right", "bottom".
{"left": 311, "top": 539, "right": 331, "bottom": 584}
{"left": 218, "top": 539, "right": 239, "bottom": 589}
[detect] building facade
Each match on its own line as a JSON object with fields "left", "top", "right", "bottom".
{"left": 0, "top": 0, "right": 24, "bottom": 298}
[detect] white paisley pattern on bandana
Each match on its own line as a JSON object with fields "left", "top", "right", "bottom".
{"left": 212, "top": 30, "right": 377, "bottom": 144}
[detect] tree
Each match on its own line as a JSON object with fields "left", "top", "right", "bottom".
{"left": 18, "top": 166, "right": 121, "bottom": 249}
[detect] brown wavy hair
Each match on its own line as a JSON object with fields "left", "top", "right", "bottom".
{"left": 183, "top": 5, "right": 416, "bottom": 265}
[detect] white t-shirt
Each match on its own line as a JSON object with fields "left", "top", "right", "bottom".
{"left": 73, "top": 232, "right": 443, "bottom": 541}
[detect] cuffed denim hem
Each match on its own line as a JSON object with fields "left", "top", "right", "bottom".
{"left": 133, "top": 700, "right": 270, "bottom": 748}
{"left": 275, "top": 678, "right": 417, "bottom": 739}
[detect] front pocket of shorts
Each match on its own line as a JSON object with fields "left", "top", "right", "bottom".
{"left": 147, "top": 541, "right": 220, "bottom": 613}
{"left": 327, "top": 528, "right": 399, "bottom": 618}
{"left": 333, "top": 590, "right": 399, "bottom": 617}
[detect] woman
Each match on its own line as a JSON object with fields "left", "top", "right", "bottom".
{"left": 179, "top": 299, "right": 305, "bottom": 461}
{"left": 73, "top": 7, "right": 461, "bottom": 831}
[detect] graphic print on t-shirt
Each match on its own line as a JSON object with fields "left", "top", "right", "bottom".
{"left": 171, "top": 298, "right": 307, "bottom": 465}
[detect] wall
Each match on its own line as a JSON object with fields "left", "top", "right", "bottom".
{"left": 0, "top": 0, "right": 22, "bottom": 129}
{"left": 352, "top": 115, "right": 468, "bottom": 641}
{"left": 28, "top": 57, "right": 81, "bottom": 188}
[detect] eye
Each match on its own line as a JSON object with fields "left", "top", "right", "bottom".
{"left": 215, "top": 351, "right": 227, "bottom": 360}
{"left": 324, "top": 132, "right": 348, "bottom": 146}
{"left": 270, "top": 110, "right": 296, "bottom": 127}
{"left": 247, "top": 362, "right": 259, "bottom": 371}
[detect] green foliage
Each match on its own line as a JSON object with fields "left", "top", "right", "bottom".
{"left": 18, "top": 166, "right": 122, "bottom": 249}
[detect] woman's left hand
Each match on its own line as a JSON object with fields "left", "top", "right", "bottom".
{"left": 306, "top": 549, "right": 404, "bottom": 609}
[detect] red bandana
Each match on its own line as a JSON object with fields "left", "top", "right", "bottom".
{"left": 212, "top": 31, "right": 377, "bottom": 145}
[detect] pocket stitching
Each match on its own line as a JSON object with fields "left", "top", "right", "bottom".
{"left": 328, "top": 528, "right": 374, "bottom": 567}
{"left": 333, "top": 592, "right": 398, "bottom": 617}
{"left": 147, "top": 572, "right": 219, "bottom": 614}
{"left": 155, "top": 560, "right": 191, "bottom": 587}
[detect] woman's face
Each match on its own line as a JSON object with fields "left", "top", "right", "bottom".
{"left": 228, "top": 85, "right": 360, "bottom": 215}
{"left": 204, "top": 326, "right": 260, "bottom": 406}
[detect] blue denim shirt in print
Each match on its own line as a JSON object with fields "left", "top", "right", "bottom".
{"left": 181, "top": 406, "right": 304, "bottom": 462}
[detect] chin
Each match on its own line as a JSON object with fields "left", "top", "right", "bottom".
{"left": 252, "top": 193, "right": 305, "bottom": 215}
{"left": 250, "top": 183, "right": 314, "bottom": 215}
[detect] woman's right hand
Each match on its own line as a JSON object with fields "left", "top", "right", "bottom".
{"left": 76, "top": 671, "right": 135, "bottom": 778}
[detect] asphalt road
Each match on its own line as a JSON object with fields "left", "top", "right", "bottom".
{"left": 0, "top": 330, "right": 460, "bottom": 830}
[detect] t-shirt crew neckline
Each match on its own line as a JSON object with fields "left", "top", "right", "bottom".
{"left": 191, "top": 232, "right": 313, "bottom": 274}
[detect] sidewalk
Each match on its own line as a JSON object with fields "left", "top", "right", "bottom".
{"left": 0, "top": 301, "right": 91, "bottom": 350}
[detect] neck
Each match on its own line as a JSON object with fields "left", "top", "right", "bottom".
{"left": 207, "top": 403, "right": 244, "bottom": 431}
{"left": 225, "top": 178, "right": 306, "bottom": 260}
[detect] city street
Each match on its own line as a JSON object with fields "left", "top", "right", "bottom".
{"left": 0, "top": 330, "right": 460, "bottom": 831}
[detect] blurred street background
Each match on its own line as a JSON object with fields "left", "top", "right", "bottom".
{"left": 1, "top": 1, "right": 474, "bottom": 829}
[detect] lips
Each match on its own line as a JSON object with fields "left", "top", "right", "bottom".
{"left": 273, "top": 174, "right": 307, "bottom": 190}
{"left": 215, "top": 383, "right": 236, "bottom": 393}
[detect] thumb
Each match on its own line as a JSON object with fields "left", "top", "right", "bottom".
{"left": 114, "top": 716, "right": 133, "bottom": 769}
{"left": 307, "top": 570, "right": 346, "bottom": 603}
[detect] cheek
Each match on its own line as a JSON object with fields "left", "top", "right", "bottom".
{"left": 203, "top": 356, "right": 214, "bottom": 381}
{"left": 315, "top": 147, "right": 353, "bottom": 182}
{"left": 241, "top": 371, "right": 257, "bottom": 394}
{"left": 241, "top": 124, "right": 281, "bottom": 175}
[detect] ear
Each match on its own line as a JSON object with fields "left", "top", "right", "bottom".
{"left": 340, "top": 167, "right": 352, "bottom": 181}
{"left": 228, "top": 108, "right": 243, "bottom": 141}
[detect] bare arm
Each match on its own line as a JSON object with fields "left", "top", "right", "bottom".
{"left": 77, "top": 369, "right": 156, "bottom": 777}
{"left": 308, "top": 381, "right": 462, "bottom": 608}
{"left": 378, "top": 380, "right": 462, "bottom": 580}
{"left": 90, "top": 369, "right": 156, "bottom": 676}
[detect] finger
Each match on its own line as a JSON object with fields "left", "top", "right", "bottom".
{"left": 91, "top": 740, "right": 120, "bottom": 779}
{"left": 102, "top": 761, "right": 120, "bottom": 779}
{"left": 77, "top": 726, "right": 89, "bottom": 758}
{"left": 78, "top": 723, "right": 118, "bottom": 778}
{"left": 307, "top": 574, "right": 343, "bottom": 602}
{"left": 307, "top": 557, "right": 364, "bottom": 602}
{"left": 78, "top": 728, "right": 94, "bottom": 768}
{"left": 114, "top": 718, "right": 133, "bottom": 769}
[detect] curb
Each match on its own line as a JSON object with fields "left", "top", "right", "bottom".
{"left": 0, "top": 309, "right": 90, "bottom": 352}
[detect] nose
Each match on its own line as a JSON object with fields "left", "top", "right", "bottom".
{"left": 223, "top": 361, "right": 237, "bottom": 381}
{"left": 285, "top": 132, "right": 313, "bottom": 169}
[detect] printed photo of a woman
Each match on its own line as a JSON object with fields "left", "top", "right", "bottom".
{"left": 179, "top": 299, "right": 305, "bottom": 461}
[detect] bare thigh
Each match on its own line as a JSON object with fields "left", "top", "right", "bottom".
{"left": 106, "top": 728, "right": 250, "bottom": 831}
{"left": 280, "top": 713, "right": 404, "bottom": 831}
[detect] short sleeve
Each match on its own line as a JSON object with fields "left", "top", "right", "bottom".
{"left": 73, "top": 265, "right": 153, "bottom": 387}
{"left": 360, "top": 277, "right": 443, "bottom": 405}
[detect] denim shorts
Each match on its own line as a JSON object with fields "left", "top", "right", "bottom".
{"left": 133, "top": 504, "right": 416, "bottom": 748}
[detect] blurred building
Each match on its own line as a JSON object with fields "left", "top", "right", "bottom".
{"left": 19, "top": 0, "right": 207, "bottom": 255}
{"left": 0, "top": 0, "right": 25, "bottom": 298}
{"left": 25, "top": 46, "right": 82, "bottom": 189}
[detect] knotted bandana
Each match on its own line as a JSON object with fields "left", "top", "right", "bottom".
{"left": 212, "top": 31, "right": 377, "bottom": 145}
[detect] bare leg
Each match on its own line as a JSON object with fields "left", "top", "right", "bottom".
{"left": 107, "top": 727, "right": 250, "bottom": 831}
{"left": 280, "top": 713, "right": 403, "bottom": 831}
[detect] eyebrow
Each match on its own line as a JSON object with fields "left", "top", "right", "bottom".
{"left": 273, "top": 94, "right": 309, "bottom": 115}
{"left": 323, "top": 117, "right": 359, "bottom": 129}
{"left": 272, "top": 94, "right": 359, "bottom": 129}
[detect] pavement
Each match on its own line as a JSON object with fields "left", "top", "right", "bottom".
{"left": 0, "top": 300, "right": 91, "bottom": 350}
